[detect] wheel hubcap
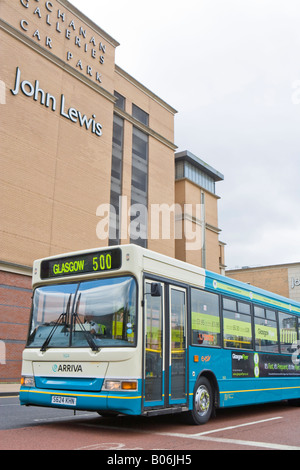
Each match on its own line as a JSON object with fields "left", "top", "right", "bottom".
{"left": 195, "top": 385, "right": 210, "bottom": 416}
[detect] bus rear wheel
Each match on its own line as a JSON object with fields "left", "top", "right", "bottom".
{"left": 186, "top": 376, "right": 214, "bottom": 425}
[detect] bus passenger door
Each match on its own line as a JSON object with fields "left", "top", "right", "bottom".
{"left": 144, "top": 281, "right": 165, "bottom": 408}
{"left": 168, "top": 286, "right": 187, "bottom": 406}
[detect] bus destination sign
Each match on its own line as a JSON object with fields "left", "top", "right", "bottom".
{"left": 40, "top": 248, "right": 122, "bottom": 279}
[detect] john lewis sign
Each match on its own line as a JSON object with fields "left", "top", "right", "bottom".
{"left": 11, "top": 67, "right": 103, "bottom": 137}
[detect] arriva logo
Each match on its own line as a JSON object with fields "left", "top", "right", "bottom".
{"left": 52, "top": 364, "right": 83, "bottom": 373}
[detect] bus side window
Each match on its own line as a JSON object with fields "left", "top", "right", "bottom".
{"left": 254, "top": 306, "right": 279, "bottom": 353}
{"left": 279, "top": 312, "right": 298, "bottom": 354}
{"left": 222, "top": 298, "right": 252, "bottom": 350}
{"left": 191, "top": 289, "right": 220, "bottom": 347}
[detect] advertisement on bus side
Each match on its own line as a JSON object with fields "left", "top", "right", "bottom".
{"left": 232, "top": 351, "right": 300, "bottom": 378}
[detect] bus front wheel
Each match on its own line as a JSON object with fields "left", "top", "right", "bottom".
{"left": 187, "top": 376, "right": 214, "bottom": 425}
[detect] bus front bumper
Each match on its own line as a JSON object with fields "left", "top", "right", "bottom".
{"left": 19, "top": 385, "right": 142, "bottom": 416}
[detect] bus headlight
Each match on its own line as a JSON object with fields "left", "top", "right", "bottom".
{"left": 104, "top": 380, "right": 121, "bottom": 391}
{"left": 103, "top": 380, "right": 137, "bottom": 391}
{"left": 21, "top": 376, "right": 35, "bottom": 388}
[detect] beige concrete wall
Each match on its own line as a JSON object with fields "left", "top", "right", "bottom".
{"left": 147, "top": 137, "right": 175, "bottom": 258}
{"left": 226, "top": 266, "right": 290, "bottom": 298}
{"left": 288, "top": 266, "right": 300, "bottom": 302}
{"left": 227, "top": 264, "right": 300, "bottom": 302}
{"left": 2, "top": 0, "right": 118, "bottom": 93}
{"left": 1, "top": 30, "right": 115, "bottom": 265}
{"left": 1, "top": 0, "right": 178, "bottom": 265}
{"left": 1, "top": 0, "right": 221, "bottom": 274}
{"left": 113, "top": 68, "right": 177, "bottom": 257}
{"left": 113, "top": 67, "right": 176, "bottom": 143}
{"left": 174, "top": 178, "right": 223, "bottom": 272}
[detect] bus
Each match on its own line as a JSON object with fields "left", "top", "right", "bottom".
{"left": 19, "top": 245, "right": 300, "bottom": 424}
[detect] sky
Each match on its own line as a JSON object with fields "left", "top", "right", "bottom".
{"left": 69, "top": 0, "right": 300, "bottom": 269}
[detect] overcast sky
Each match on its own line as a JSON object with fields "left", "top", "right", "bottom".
{"left": 70, "top": 0, "right": 300, "bottom": 269}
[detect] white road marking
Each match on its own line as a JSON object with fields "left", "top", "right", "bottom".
{"left": 179, "top": 435, "right": 300, "bottom": 451}
{"left": 158, "top": 417, "right": 300, "bottom": 450}
{"left": 0, "top": 404, "right": 19, "bottom": 407}
{"left": 161, "top": 416, "right": 283, "bottom": 437}
{"left": 76, "top": 443, "right": 144, "bottom": 451}
{"left": 34, "top": 413, "right": 94, "bottom": 422}
{"left": 78, "top": 415, "right": 300, "bottom": 450}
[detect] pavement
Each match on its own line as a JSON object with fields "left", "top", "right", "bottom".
{"left": 0, "top": 383, "right": 20, "bottom": 397}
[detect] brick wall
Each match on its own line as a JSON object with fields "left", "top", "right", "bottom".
{"left": 0, "top": 271, "right": 32, "bottom": 383}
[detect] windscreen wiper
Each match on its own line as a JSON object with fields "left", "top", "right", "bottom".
{"left": 40, "top": 294, "right": 72, "bottom": 352}
{"left": 72, "top": 294, "right": 99, "bottom": 352}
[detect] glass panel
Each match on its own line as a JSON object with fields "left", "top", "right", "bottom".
{"left": 27, "top": 283, "right": 77, "bottom": 348}
{"left": 27, "top": 277, "right": 137, "bottom": 349}
{"left": 191, "top": 289, "right": 220, "bottom": 347}
{"left": 132, "top": 104, "right": 149, "bottom": 126}
{"left": 130, "top": 126, "right": 148, "bottom": 248}
{"left": 182, "top": 162, "right": 215, "bottom": 194}
{"left": 170, "top": 288, "right": 186, "bottom": 400}
{"left": 254, "top": 306, "right": 265, "bottom": 318}
{"left": 144, "top": 282, "right": 164, "bottom": 402}
{"left": 175, "top": 161, "right": 184, "bottom": 180}
{"left": 238, "top": 302, "right": 250, "bottom": 314}
{"left": 223, "top": 298, "right": 236, "bottom": 311}
{"left": 266, "top": 310, "right": 276, "bottom": 321}
{"left": 109, "top": 115, "right": 124, "bottom": 245}
{"left": 114, "top": 91, "right": 125, "bottom": 111}
{"left": 132, "top": 127, "right": 148, "bottom": 160}
{"left": 279, "top": 312, "right": 297, "bottom": 354}
{"left": 255, "top": 317, "right": 279, "bottom": 353}
{"left": 223, "top": 310, "right": 252, "bottom": 349}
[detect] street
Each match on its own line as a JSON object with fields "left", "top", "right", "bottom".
{"left": 1, "top": 395, "right": 300, "bottom": 451}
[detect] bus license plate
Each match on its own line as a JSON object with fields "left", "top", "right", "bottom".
{"left": 51, "top": 396, "right": 77, "bottom": 406}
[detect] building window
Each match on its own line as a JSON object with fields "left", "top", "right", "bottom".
{"left": 114, "top": 91, "right": 125, "bottom": 111}
{"left": 109, "top": 114, "right": 124, "bottom": 245}
{"left": 175, "top": 161, "right": 184, "bottom": 179}
{"left": 175, "top": 161, "right": 216, "bottom": 194}
{"left": 132, "top": 104, "right": 149, "bottom": 126}
{"left": 130, "top": 126, "right": 148, "bottom": 247}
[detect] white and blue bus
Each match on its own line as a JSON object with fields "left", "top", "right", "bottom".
{"left": 20, "top": 245, "right": 300, "bottom": 424}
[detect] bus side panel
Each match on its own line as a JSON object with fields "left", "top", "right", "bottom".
{"left": 188, "top": 347, "right": 300, "bottom": 409}
{"left": 188, "top": 347, "right": 229, "bottom": 409}
{"left": 218, "top": 377, "right": 300, "bottom": 408}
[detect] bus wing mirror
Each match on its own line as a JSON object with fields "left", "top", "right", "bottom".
{"left": 151, "top": 283, "right": 162, "bottom": 297}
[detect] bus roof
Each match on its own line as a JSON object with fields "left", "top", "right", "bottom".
{"left": 205, "top": 269, "right": 300, "bottom": 315}
{"left": 32, "top": 244, "right": 300, "bottom": 314}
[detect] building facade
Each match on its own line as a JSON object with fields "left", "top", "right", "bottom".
{"left": 175, "top": 151, "right": 225, "bottom": 274}
{"left": 0, "top": 0, "right": 225, "bottom": 381}
{"left": 227, "top": 263, "right": 300, "bottom": 303}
